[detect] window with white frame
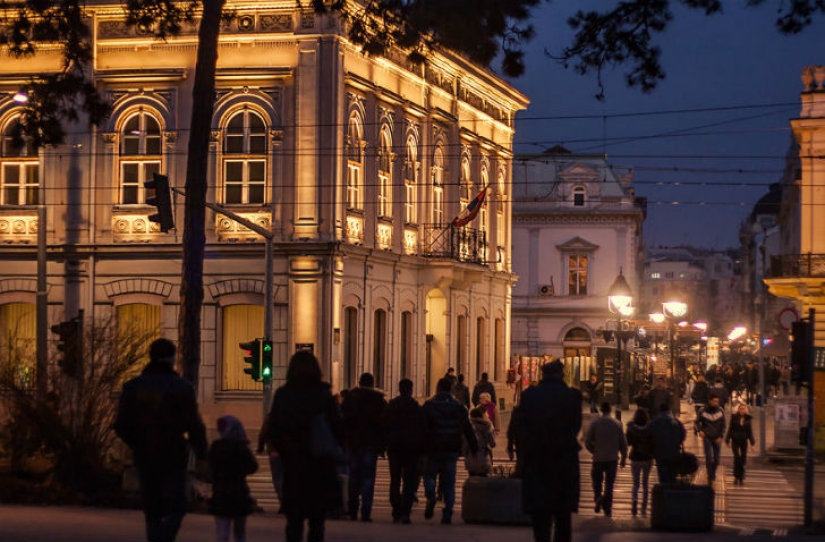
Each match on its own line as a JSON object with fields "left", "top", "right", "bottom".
{"left": 567, "top": 252, "right": 589, "bottom": 296}
{"left": 432, "top": 146, "right": 445, "bottom": 225}
{"left": 1, "top": 117, "right": 39, "bottom": 206}
{"left": 120, "top": 112, "right": 162, "bottom": 205}
{"left": 460, "top": 154, "right": 472, "bottom": 206}
{"left": 404, "top": 136, "right": 418, "bottom": 224}
{"left": 346, "top": 115, "right": 363, "bottom": 210}
{"left": 223, "top": 109, "right": 266, "bottom": 205}
{"left": 378, "top": 125, "right": 392, "bottom": 218}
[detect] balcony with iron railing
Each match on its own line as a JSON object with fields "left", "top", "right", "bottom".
{"left": 421, "top": 223, "right": 488, "bottom": 265}
{"left": 769, "top": 254, "right": 825, "bottom": 278}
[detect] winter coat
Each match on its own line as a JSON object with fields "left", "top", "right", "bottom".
{"left": 114, "top": 361, "right": 208, "bottom": 471}
{"left": 649, "top": 386, "right": 673, "bottom": 414}
{"left": 452, "top": 382, "right": 471, "bottom": 410}
{"left": 341, "top": 386, "right": 388, "bottom": 454}
{"left": 382, "top": 394, "right": 428, "bottom": 455}
{"left": 710, "top": 383, "right": 729, "bottom": 407}
{"left": 691, "top": 381, "right": 710, "bottom": 406}
{"left": 725, "top": 413, "right": 755, "bottom": 446}
{"left": 422, "top": 391, "right": 478, "bottom": 455}
{"left": 584, "top": 380, "right": 602, "bottom": 403}
{"left": 509, "top": 377, "right": 582, "bottom": 514}
{"left": 267, "top": 381, "right": 345, "bottom": 516}
{"left": 464, "top": 417, "right": 496, "bottom": 475}
{"left": 585, "top": 414, "right": 628, "bottom": 463}
{"left": 208, "top": 439, "right": 258, "bottom": 516}
{"left": 625, "top": 422, "right": 654, "bottom": 462}
{"left": 648, "top": 411, "right": 686, "bottom": 463}
{"left": 471, "top": 380, "right": 497, "bottom": 407}
{"left": 696, "top": 405, "right": 726, "bottom": 440}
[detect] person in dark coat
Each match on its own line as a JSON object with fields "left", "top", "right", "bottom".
{"left": 341, "top": 372, "right": 387, "bottom": 522}
{"left": 696, "top": 395, "right": 726, "bottom": 487}
{"left": 208, "top": 415, "right": 258, "bottom": 542}
{"left": 422, "top": 377, "right": 478, "bottom": 525}
{"left": 471, "top": 372, "right": 497, "bottom": 407}
{"left": 649, "top": 377, "right": 674, "bottom": 414}
{"left": 691, "top": 373, "right": 711, "bottom": 423}
{"left": 725, "top": 403, "right": 756, "bottom": 485}
{"left": 625, "top": 408, "right": 654, "bottom": 517}
{"left": 508, "top": 360, "right": 582, "bottom": 542}
{"left": 633, "top": 385, "right": 654, "bottom": 418}
{"left": 266, "top": 351, "right": 345, "bottom": 542}
{"left": 583, "top": 373, "right": 602, "bottom": 413}
{"left": 114, "top": 338, "right": 208, "bottom": 542}
{"left": 647, "top": 402, "right": 686, "bottom": 484}
{"left": 381, "top": 378, "right": 427, "bottom": 524}
{"left": 452, "top": 374, "right": 471, "bottom": 409}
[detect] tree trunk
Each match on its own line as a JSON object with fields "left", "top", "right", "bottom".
{"left": 178, "top": 0, "right": 225, "bottom": 386}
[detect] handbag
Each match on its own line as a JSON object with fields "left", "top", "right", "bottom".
{"left": 673, "top": 448, "right": 699, "bottom": 476}
{"left": 310, "top": 411, "right": 347, "bottom": 464}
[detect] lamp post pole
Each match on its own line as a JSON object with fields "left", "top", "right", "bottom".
{"left": 616, "top": 318, "right": 623, "bottom": 422}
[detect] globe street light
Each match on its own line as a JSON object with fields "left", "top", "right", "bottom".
{"left": 608, "top": 270, "right": 634, "bottom": 421}
{"left": 662, "top": 300, "right": 688, "bottom": 414}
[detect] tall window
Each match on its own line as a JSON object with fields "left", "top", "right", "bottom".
{"left": 0, "top": 303, "right": 35, "bottom": 389}
{"left": 568, "top": 253, "right": 588, "bottom": 295}
{"left": 120, "top": 112, "right": 161, "bottom": 205}
{"left": 475, "top": 316, "right": 485, "bottom": 379}
{"left": 343, "top": 306, "right": 358, "bottom": 389}
{"left": 1, "top": 118, "right": 39, "bottom": 206}
{"left": 117, "top": 303, "right": 160, "bottom": 366}
{"left": 404, "top": 137, "right": 418, "bottom": 224}
{"left": 573, "top": 185, "right": 585, "bottom": 206}
{"left": 456, "top": 314, "right": 467, "bottom": 375}
{"left": 223, "top": 110, "right": 266, "bottom": 205}
{"left": 378, "top": 126, "right": 392, "bottom": 218}
{"left": 221, "top": 304, "right": 264, "bottom": 390}
{"left": 494, "top": 318, "right": 504, "bottom": 381}
{"left": 460, "top": 155, "right": 472, "bottom": 202}
{"left": 431, "top": 146, "right": 445, "bottom": 225}
{"left": 400, "top": 311, "right": 412, "bottom": 379}
{"left": 373, "top": 309, "right": 387, "bottom": 388}
{"left": 346, "top": 116, "right": 363, "bottom": 210}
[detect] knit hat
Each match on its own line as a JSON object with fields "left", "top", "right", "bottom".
{"left": 217, "top": 415, "right": 248, "bottom": 442}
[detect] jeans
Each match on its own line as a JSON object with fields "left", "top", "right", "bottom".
{"left": 531, "top": 510, "right": 572, "bottom": 542}
{"left": 347, "top": 448, "right": 378, "bottom": 519}
{"left": 215, "top": 516, "right": 246, "bottom": 542}
{"left": 388, "top": 451, "right": 421, "bottom": 520}
{"left": 702, "top": 437, "right": 722, "bottom": 482}
{"left": 630, "top": 459, "right": 652, "bottom": 512}
{"left": 590, "top": 461, "right": 618, "bottom": 514}
{"left": 137, "top": 467, "right": 188, "bottom": 542}
{"left": 423, "top": 451, "right": 459, "bottom": 515}
{"left": 731, "top": 440, "right": 748, "bottom": 480}
{"left": 285, "top": 511, "right": 324, "bottom": 542}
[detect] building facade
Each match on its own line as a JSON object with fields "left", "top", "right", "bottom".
{"left": 510, "top": 148, "right": 646, "bottom": 391}
{"left": 0, "top": 2, "right": 528, "bottom": 426}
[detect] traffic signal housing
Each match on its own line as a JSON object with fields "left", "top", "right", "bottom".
{"left": 240, "top": 339, "right": 262, "bottom": 381}
{"left": 261, "top": 340, "right": 273, "bottom": 382}
{"left": 51, "top": 318, "right": 81, "bottom": 377}
{"left": 791, "top": 320, "right": 811, "bottom": 385}
{"left": 144, "top": 172, "right": 174, "bottom": 232}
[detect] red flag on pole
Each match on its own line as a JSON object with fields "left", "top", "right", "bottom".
{"left": 451, "top": 187, "right": 488, "bottom": 228}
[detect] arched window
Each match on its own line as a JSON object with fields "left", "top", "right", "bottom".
{"left": 404, "top": 136, "right": 418, "bottom": 224}
{"left": 431, "top": 146, "right": 445, "bottom": 225}
{"left": 460, "top": 154, "right": 472, "bottom": 202}
{"left": 346, "top": 115, "right": 363, "bottom": 210}
{"left": 573, "top": 185, "right": 586, "bottom": 207}
{"left": 377, "top": 125, "right": 392, "bottom": 218}
{"left": 1, "top": 117, "right": 39, "bottom": 206}
{"left": 119, "top": 111, "right": 161, "bottom": 205}
{"left": 223, "top": 109, "right": 266, "bottom": 204}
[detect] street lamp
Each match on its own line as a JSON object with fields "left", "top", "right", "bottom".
{"left": 662, "top": 300, "right": 688, "bottom": 414}
{"left": 608, "top": 270, "right": 635, "bottom": 421}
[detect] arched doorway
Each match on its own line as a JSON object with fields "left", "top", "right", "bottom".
{"left": 425, "top": 289, "right": 447, "bottom": 396}
{"left": 563, "top": 326, "right": 592, "bottom": 385}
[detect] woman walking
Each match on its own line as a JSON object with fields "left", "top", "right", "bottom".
{"left": 265, "top": 351, "right": 346, "bottom": 542}
{"left": 625, "top": 408, "right": 654, "bottom": 517}
{"left": 725, "top": 403, "right": 755, "bottom": 485}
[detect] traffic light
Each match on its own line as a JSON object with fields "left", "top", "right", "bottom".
{"left": 51, "top": 318, "right": 80, "bottom": 377}
{"left": 261, "top": 340, "right": 273, "bottom": 382}
{"left": 144, "top": 172, "right": 174, "bottom": 232}
{"left": 240, "top": 339, "right": 261, "bottom": 381}
{"left": 791, "top": 320, "right": 811, "bottom": 384}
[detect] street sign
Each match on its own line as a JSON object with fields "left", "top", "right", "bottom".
{"left": 778, "top": 307, "right": 799, "bottom": 331}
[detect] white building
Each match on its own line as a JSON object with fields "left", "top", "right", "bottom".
{"left": 0, "top": 2, "right": 528, "bottom": 427}
{"left": 510, "top": 147, "right": 645, "bottom": 389}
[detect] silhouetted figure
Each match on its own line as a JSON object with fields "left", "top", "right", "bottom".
{"left": 452, "top": 374, "right": 471, "bottom": 409}
{"left": 267, "top": 351, "right": 345, "bottom": 542}
{"left": 114, "top": 338, "right": 208, "bottom": 542}
{"left": 471, "top": 372, "right": 497, "bottom": 407}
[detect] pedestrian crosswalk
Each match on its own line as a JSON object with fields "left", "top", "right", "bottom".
{"left": 248, "top": 454, "right": 804, "bottom": 533}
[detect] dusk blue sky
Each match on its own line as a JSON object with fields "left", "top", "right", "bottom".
{"left": 506, "top": 2, "right": 825, "bottom": 250}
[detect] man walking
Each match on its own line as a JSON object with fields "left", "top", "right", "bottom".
{"left": 471, "top": 372, "right": 497, "bottom": 407}
{"left": 341, "top": 372, "right": 387, "bottom": 522}
{"left": 382, "top": 378, "right": 427, "bottom": 524}
{"left": 422, "top": 377, "right": 478, "bottom": 525}
{"left": 648, "top": 403, "right": 686, "bottom": 484}
{"left": 696, "top": 395, "right": 726, "bottom": 487}
{"left": 585, "top": 401, "right": 627, "bottom": 517}
{"left": 452, "top": 374, "right": 471, "bottom": 409}
{"left": 508, "top": 360, "right": 582, "bottom": 542}
{"left": 114, "top": 338, "right": 208, "bottom": 542}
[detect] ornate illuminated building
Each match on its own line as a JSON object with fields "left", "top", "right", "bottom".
{"left": 0, "top": 2, "right": 527, "bottom": 424}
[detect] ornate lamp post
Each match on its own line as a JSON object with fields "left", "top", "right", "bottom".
{"left": 662, "top": 300, "right": 688, "bottom": 414}
{"left": 608, "top": 270, "right": 634, "bottom": 421}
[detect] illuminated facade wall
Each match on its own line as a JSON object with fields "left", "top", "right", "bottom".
{"left": 0, "top": 3, "right": 527, "bottom": 426}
